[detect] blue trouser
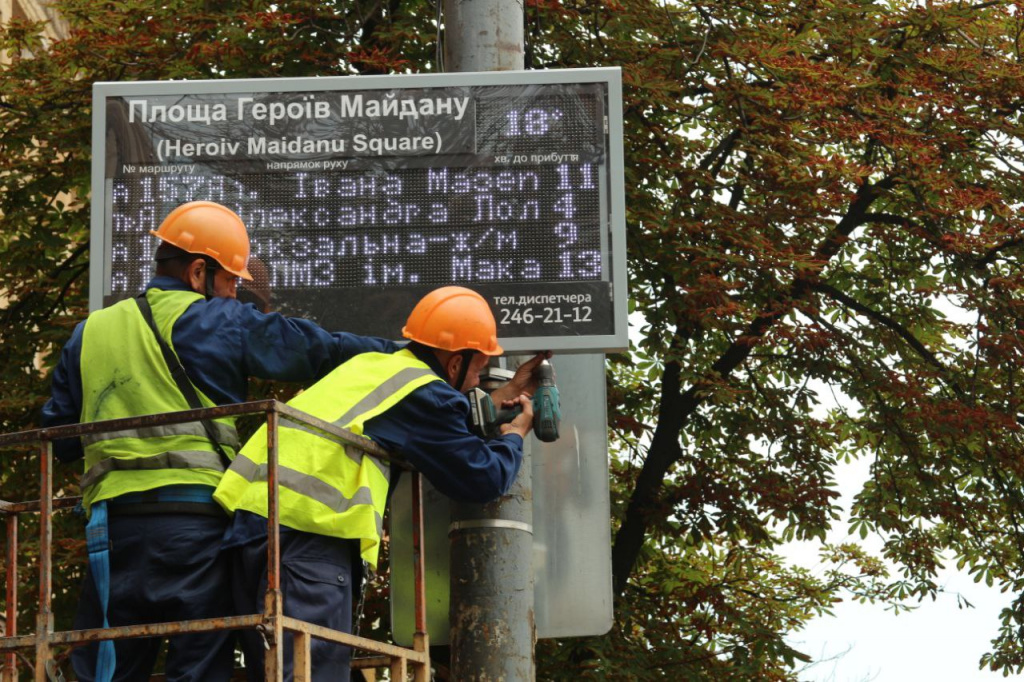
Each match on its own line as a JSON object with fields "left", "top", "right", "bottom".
{"left": 71, "top": 512, "right": 235, "bottom": 682}
{"left": 233, "top": 530, "right": 357, "bottom": 682}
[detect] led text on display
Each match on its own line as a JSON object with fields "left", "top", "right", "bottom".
{"left": 93, "top": 70, "right": 626, "bottom": 351}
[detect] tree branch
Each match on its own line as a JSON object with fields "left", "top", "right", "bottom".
{"left": 811, "top": 280, "right": 947, "bottom": 374}
{"left": 611, "top": 177, "right": 891, "bottom": 598}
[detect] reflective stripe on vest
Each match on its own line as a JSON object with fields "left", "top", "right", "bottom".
{"left": 79, "top": 289, "right": 239, "bottom": 512}
{"left": 80, "top": 450, "right": 227, "bottom": 490}
{"left": 214, "top": 349, "right": 442, "bottom": 568}
{"left": 275, "top": 364, "right": 436, "bottom": 477}
{"left": 80, "top": 421, "right": 239, "bottom": 450}
{"left": 227, "top": 447, "right": 379, "bottom": 532}
{"left": 279, "top": 419, "right": 389, "bottom": 479}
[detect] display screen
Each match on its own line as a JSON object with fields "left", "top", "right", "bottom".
{"left": 96, "top": 74, "right": 624, "bottom": 348}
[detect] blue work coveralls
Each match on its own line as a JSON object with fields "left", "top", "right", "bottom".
{"left": 223, "top": 343, "right": 525, "bottom": 682}
{"left": 41, "top": 276, "right": 397, "bottom": 682}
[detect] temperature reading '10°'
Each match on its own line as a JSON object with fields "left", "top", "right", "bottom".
{"left": 504, "top": 107, "right": 563, "bottom": 137}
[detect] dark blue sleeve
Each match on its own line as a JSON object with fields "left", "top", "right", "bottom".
{"left": 364, "top": 381, "right": 524, "bottom": 504}
{"left": 172, "top": 296, "right": 402, "bottom": 405}
{"left": 40, "top": 322, "right": 86, "bottom": 463}
{"left": 238, "top": 304, "right": 400, "bottom": 381}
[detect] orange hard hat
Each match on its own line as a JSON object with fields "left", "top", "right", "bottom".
{"left": 402, "top": 286, "right": 503, "bottom": 356}
{"left": 150, "top": 201, "right": 253, "bottom": 280}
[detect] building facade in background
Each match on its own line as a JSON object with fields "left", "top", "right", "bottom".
{"left": 0, "top": 0, "right": 67, "bottom": 63}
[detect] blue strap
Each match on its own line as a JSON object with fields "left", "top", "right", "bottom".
{"left": 86, "top": 500, "right": 116, "bottom": 682}
{"left": 110, "top": 484, "right": 215, "bottom": 506}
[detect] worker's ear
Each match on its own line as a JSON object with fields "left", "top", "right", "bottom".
{"left": 444, "top": 352, "right": 463, "bottom": 388}
{"left": 185, "top": 258, "right": 207, "bottom": 294}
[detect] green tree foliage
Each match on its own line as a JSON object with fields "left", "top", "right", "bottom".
{"left": 2, "top": 0, "right": 1024, "bottom": 679}
{"left": 0, "top": 0, "right": 437, "bottom": 660}
{"left": 527, "top": 0, "right": 1024, "bottom": 678}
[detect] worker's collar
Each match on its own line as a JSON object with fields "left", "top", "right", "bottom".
{"left": 145, "top": 275, "right": 193, "bottom": 293}
{"left": 406, "top": 342, "right": 448, "bottom": 380}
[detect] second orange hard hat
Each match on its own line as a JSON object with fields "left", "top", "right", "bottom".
{"left": 402, "top": 286, "right": 503, "bottom": 356}
{"left": 151, "top": 201, "right": 253, "bottom": 280}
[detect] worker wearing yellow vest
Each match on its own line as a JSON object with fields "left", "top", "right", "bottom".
{"left": 214, "top": 286, "right": 548, "bottom": 682}
{"left": 42, "top": 202, "right": 397, "bottom": 682}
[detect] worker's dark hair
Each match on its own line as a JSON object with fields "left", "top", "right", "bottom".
{"left": 154, "top": 242, "right": 219, "bottom": 280}
{"left": 404, "top": 341, "right": 431, "bottom": 355}
{"left": 406, "top": 340, "right": 478, "bottom": 359}
{"left": 407, "top": 341, "right": 477, "bottom": 390}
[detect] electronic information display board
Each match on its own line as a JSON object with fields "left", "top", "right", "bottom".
{"left": 91, "top": 69, "right": 626, "bottom": 352}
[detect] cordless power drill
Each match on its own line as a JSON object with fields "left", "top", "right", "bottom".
{"left": 468, "top": 359, "right": 561, "bottom": 442}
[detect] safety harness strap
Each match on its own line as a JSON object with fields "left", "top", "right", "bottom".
{"left": 453, "top": 349, "right": 477, "bottom": 394}
{"left": 134, "top": 293, "right": 233, "bottom": 469}
{"left": 86, "top": 501, "right": 115, "bottom": 682}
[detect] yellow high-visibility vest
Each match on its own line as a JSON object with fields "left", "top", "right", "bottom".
{"left": 79, "top": 288, "right": 239, "bottom": 512}
{"left": 214, "top": 349, "right": 441, "bottom": 568}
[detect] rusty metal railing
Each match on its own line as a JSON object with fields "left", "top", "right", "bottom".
{"left": 0, "top": 399, "right": 430, "bottom": 681}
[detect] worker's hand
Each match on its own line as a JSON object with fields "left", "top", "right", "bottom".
{"left": 499, "top": 394, "right": 534, "bottom": 439}
{"left": 490, "top": 351, "right": 553, "bottom": 405}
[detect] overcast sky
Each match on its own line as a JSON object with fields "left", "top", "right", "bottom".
{"left": 793, "top": 565, "right": 1006, "bottom": 681}
{"left": 785, "top": 457, "right": 1009, "bottom": 682}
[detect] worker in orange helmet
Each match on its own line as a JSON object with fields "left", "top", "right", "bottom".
{"left": 215, "top": 286, "right": 550, "bottom": 682}
{"left": 42, "top": 201, "right": 398, "bottom": 682}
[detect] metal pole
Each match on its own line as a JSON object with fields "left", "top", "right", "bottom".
{"left": 34, "top": 442, "right": 53, "bottom": 682}
{"left": 448, "top": 363, "right": 535, "bottom": 679}
{"left": 442, "top": 0, "right": 524, "bottom": 72}
{"left": 443, "top": 5, "right": 532, "bottom": 676}
{"left": 264, "top": 409, "right": 284, "bottom": 681}
{"left": 4, "top": 514, "right": 17, "bottom": 682}
{"left": 410, "top": 472, "right": 430, "bottom": 682}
